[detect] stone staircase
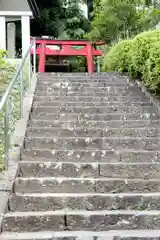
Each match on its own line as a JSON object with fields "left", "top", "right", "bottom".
{"left": 1, "top": 72, "right": 160, "bottom": 239}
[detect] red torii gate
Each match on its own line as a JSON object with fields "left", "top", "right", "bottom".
{"left": 30, "top": 38, "right": 104, "bottom": 73}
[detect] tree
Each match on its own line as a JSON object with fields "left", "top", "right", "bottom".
{"left": 31, "top": 0, "right": 65, "bottom": 37}
{"left": 87, "top": 0, "right": 160, "bottom": 43}
{"left": 58, "top": 0, "right": 90, "bottom": 39}
{"left": 30, "top": 0, "right": 90, "bottom": 39}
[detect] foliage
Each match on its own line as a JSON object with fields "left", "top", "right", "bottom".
{"left": 30, "top": 0, "right": 90, "bottom": 40}
{"left": 87, "top": 0, "right": 160, "bottom": 44}
{"left": 0, "top": 59, "right": 29, "bottom": 170}
{"left": 142, "top": 41, "right": 160, "bottom": 92}
{"left": 103, "top": 39, "right": 133, "bottom": 72}
{"left": 103, "top": 30, "right": 160, "bottom": 94}
{"left": 128, "top": 30, "right": 160, "bottom": 77}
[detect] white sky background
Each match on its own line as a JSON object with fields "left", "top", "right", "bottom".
{"left": 79, "top": 2, "right": 88, "bottom": 18}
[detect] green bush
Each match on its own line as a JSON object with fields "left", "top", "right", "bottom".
{"left": 103, "top": 29, "right": 160, "bottom": 94}
{"left": 103, "top": 39, "right": 133, "bottom": 72}
{"left": 143, "top": 42, "right": 160, "bottom": 93}
{"left": 128, "top": 30, "right": 160, "bottom": 78}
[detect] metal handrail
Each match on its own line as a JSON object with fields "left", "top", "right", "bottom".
{"left": 0, "top": 37, "right": 36, "bottom": 169}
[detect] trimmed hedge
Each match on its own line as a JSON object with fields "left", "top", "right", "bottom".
{"left": 103, "top": 39, "right": 133, "bottom": 72}
{"left": 103, "top": 30, "right": 160, "bottom": 94}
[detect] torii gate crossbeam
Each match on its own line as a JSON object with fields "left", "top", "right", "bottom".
{"left": 30, "top": 38, "right": 104, "bottom": 73}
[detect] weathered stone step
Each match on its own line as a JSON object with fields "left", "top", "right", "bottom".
{"left": 33, "top": 101, "right": 151, "bottom": 108}
{"left": 36, "top": 79, "right": 128, "bottom": 85}
{"left": 37, "top": 72, "right": 128, "bottom": 79}
{"left": 14, "top": 177, "right": 96, "bottom": 193}
{"left": 19, "top": 162, "right": 99, "bottom": 178}
{"left": 3, "top": 210, "right": 160, "bottom": 232}
{"left": 14, "top": 177, "right": 160, "bottom": 193}
{"left": 1, "top": 231, "right": 160, "bottom": 240}
{"left": 37, "top": 81, "right": 129, "bottom": 87}
{"left": 34, "top": 90, "right": 146, "bottom": 97}
{"left": 2, "top": 230, "right": 160, "bottom": 240}
{"left": 31, "top": 106, "right": 156, "bottom": 116}
{"left": 37, "top": 74, "right": 128, "bottom": 80}
{"left": 9, "top": 192, "right": 160, "bottom": 212}
{"left": 26, "top": 127, "right": 103, "bottom": 138}
{"left": 29, "top": 116, "right": 159, "bottom": 124}
{"left": 26, "top": 127, "right": 160, "bottom": 138}
{"left": 22, "top": 149, "right": 159, "bottom": 163}
{"left": 24, "top": 136, "right": 160, "bottom": 151}
{"left": 25, "top": 136, "right": 103, "bottom": 150}
{"left": 35, "top": 86, "right": 141, "bottom": 93}
{"left": 19, "top": 162, "right": 160, "bottom": 178}
{"left": 33, "top": 96, "right": 150, "bottom": 102}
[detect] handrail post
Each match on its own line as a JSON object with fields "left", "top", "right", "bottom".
{"left": 4, "top": 99, "right": 9, "bottom": 169}
{"left": 33, "top": 39, "right": 36, "bottom": 75}
{"left": 20, "top": 68, "right": 23, "bottom": 118}
{"left": 28, "top": 54, "right": 31, "bottom": 88}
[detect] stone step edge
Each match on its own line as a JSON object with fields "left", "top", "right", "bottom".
{"left": 32, "top": 105, "right": 152, "bottom": 108}
{"left": 26, "top": 136, "right": 160, "bottom": 140}
{"left": 15, "top": 176, "right": 160, "bottom": 182}
{"left": 24, "top": 136, "right": 160, "bottom": 140}
{"left": 36, "top": 87, "right": 135, "bottom": 89}
{"left": 27, "top": 126, "right": 158, "bottom": 130}
{"left": 20, "top": 159, "right": 159, "bottom": 164}
{"left": 1, "top": 230, "right": 160, "bottom": 239}
{"left": 11, "top": 192, "right": 160, "bottom": 197}
{"left": 36, "top": 86, "right": 130, "bottom": 89}
{"left": 23, "top": 148, "right": 160, "bottom": 153}
{"left": 30, "top": 113, "right": 158, "bottom": 117}
{"left": 34, "top": 95, "right": 144, "bottom": 98}
{"left": 29, "top": 119, "right": 160, "bottom": 122}
{"left": 33, "top": 101, "right": 150, "bottom": 104}
{"left": 34, "top": 93, "right": 145, "bottom": 96}
{"left": 5, "top": 210, "right": 160, "bottom": 217}
{"left": 19, "top": 161, "right": 160, "bottom": 166}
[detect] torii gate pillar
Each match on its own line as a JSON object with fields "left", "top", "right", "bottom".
{"left": 87, "top": 43, "right": 94, "bottom": 73}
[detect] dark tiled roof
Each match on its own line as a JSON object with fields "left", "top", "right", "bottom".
{"left": 27, "top": 0, "right": 40, "bottom": 17}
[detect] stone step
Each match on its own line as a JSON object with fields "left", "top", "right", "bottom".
{"left": 37, "top": 79, "right": 128, "bottom": 85}
{"left": 32, "top": 101, "right": 151, "bottom": 108}
{"left": 31, "top": 106, "right": 156, "bottom": 116}
{"left": 26, "top": 127, "right": 103, "bottom": 138}
{"left": 33, "top": 95, "right": 150, "bottom": 102}
{"left": 35, "top": 79, "right": 131, "bottom": 85}
{"left": 35, "top": 86, "right": 141, "bottom": 93}
{"left": 35, "top": 91, "right": 145, "bottom": 97}
{"left": 37, "top": 73, "right": 128, "bottom": 78}
{"left": 22, "top": 149, "right": 159, "bottom": 163}
{"left": 37, "top": 73, "right": 128, "bottom": 79}
{"left": 19, "top": 161, "right": 99, "bottom": 178}
{"left": 26, "top": 127, "right": 160, "bottom": 138}
{"left": 1, "top": 230, "right": 160, "bottom": 240}
{"left": 24, "top": 136, "right": 103, "bottom": 150}
{"left": 24, "top": 136, "right": 160, "bottom": 151}
{"left": 19, "top": 162, "right": 160, "bottom": 179}
{"left": 3, "top": 210, "right": 160, "bottom": 232}
{"left": 9, "top": 192, "right": 160, "bottom": 212}
{"left": 29, "top": 116, "right": 160, "bottom": 124}
{"left": 36, "top": 81, "right": 129, "bottom": 87}
{"left": 14, "top": 177, "right": 160, "bottom": 193}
